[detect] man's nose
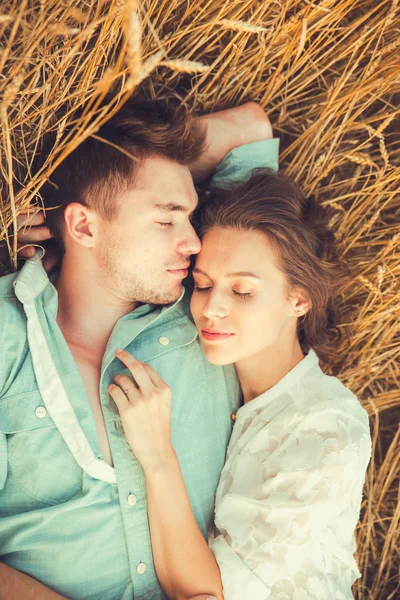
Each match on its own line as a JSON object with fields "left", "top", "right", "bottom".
{"left": 177, "top": 224, "right": 202, "bottom": 256}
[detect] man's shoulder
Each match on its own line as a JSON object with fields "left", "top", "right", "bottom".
{"left": 0, "top": 270, "right": 26, "bottom": 322}
{"left": 0, "top": 270, "right": 29, "bottom": 399}
{"left": 0, "top": 271, "right": 26, "bottom": 326}
{"left": 0, "top": 270, "right": 20, "bottom": 299}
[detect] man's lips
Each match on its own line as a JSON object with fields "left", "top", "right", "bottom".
{"left": 201, "top": 328, "right": 235, "bottom": 341}
{"left": 167, "top": 264, "right": 190, "bottom": 277}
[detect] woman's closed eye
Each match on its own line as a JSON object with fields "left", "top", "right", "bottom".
{"left": 193, "top": 285, "right": 252, "bottom": 298}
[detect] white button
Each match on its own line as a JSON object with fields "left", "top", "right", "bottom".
{"left": 246, "top": 559, "right": 254, "bottom": 568}
{"left": 35, "top": 406, "right": 47, "bottom": 419}
{"left": 159, "top": 336, "right": 170, "bottom": 346}
{"left": 136, "top": 562, "right": 147, "bottom": 575}
{"left": 127, "top": 493, "right": 137, "bottom": 506}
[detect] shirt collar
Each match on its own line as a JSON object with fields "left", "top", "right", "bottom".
{"left": 13, "top": 248, "right": 50, "bottom": 304}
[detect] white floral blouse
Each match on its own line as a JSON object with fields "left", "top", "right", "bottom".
{"left": 210, "top": 350, "right": 371, "bottom": 600}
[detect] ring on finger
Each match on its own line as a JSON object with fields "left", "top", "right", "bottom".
{"left": 124, "top": 384, "right": 137, "bottom": 395}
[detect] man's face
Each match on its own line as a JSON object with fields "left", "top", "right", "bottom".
{"left": 96, "top": 155, "right": 201, "bottom": 305}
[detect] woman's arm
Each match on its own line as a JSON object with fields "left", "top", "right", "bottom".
{"left": 108, "top": 349, "right": 222, "bottom": 600}
{"left": 144, "top": 451, "right": 223, "bottom": 600}
{"left": 209, "top": 408, "right": 372, "bottom": 600}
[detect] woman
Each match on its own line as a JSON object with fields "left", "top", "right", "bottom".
{"left": 109, "top": 169, "right": 372, "bottom": 600}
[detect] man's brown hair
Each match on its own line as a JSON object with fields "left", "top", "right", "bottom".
{"left": 197, "top": 169, "right": 346, "bottom": 363}
{"left": 40, "top": 99, "right": 207, "bottom": 252}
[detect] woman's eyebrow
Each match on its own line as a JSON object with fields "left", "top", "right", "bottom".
{"left": 193, "top": 267, "right": 260, "bottom": 280}
{"left": 226, "top": 271, "right": 261, "bottom": 279}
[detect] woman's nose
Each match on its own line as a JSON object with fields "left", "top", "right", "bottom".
{"left": 202, "top": 292, "right": 228, "bottom": 319}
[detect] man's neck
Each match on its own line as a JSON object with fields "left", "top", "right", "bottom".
{"left": 54, "top": 255, "right": 138, "bottom": 356}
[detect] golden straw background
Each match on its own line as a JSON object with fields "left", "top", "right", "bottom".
{"left": 0, "top": 0, "right": 399, "bottom": 597}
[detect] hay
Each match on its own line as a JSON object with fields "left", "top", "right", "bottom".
{"left": 0, "top": 0, "right": 399, "bottom": 596}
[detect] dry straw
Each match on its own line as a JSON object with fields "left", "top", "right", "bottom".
{"left": 1, "top": 0, "right": 399, "bottom": 596}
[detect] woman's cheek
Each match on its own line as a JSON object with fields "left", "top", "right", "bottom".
{"left": 190, "top": 295, "right": 203, "bottom": 325}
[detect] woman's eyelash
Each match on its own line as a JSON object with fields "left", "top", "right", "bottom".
{"left": 193, "top": 286, "right": 251, "bottom": 298}
{"left": 158, "top": 222, "right": 173, "bottom": 227}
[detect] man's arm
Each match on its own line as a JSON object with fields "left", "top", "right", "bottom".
{"left": 0, "top": 564, "right": 67, "bottom": 600}
{"left": 188, "top": 102, "right": 273, "bottom": 183}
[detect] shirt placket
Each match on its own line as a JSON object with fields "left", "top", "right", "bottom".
{"left": 99, "top": 309, "right": 173, "bottom": 600}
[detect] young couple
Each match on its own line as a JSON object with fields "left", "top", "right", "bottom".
{"left": 0, "top": 100, "right": 371, "bottom": 600}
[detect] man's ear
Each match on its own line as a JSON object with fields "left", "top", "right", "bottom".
{"left": 291, "top": 288, "right": 312, "bottom": 318}
{"left": 64, "top": 203, "right": 98, "bottom": 248}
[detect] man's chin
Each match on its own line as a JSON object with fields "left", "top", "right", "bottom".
{"left": 146, "top": 282, "right": 183, "bottom": 305}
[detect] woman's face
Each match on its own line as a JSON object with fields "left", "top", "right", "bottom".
{"left": 190, "top": 227, "right": 301, "bottom": 366}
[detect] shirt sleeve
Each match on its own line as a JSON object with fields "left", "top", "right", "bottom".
{"left": 208, "top": 138, "right": 280, "bottom": 189}
{"left": 210, "top": 410, "right": 372, "bottom": 600}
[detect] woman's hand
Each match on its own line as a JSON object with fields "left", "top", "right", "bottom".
{"left": 108, "top": 349, "right": 175, "bottom": 472}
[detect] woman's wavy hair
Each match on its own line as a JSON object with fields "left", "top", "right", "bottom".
{"left": 196, "top": 168, "right": 347, "bottom": 364}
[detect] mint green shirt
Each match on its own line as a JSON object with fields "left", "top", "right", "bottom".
{"left": 0, "top": 139, "right": 279, "bottom": 600}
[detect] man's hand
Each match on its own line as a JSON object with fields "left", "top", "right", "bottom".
{"left": 16, "top": 208, "right": 60, "bottom": 272}
{"left": 190, "top": 102, "right": 273, "bottom": 183}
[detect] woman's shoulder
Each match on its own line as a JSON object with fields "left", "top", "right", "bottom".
{"left": 295, "top": 356, "right": 370, "bottom": 435}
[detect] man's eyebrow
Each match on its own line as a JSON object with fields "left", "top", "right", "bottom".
{"left": 153, "top": 202, "right": 191, "bottom": 213}
{"left": 193, "top": 268, "right": 261, "bottom": 280}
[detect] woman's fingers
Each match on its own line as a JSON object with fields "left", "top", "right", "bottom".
{"left": 143, "top": 362, "right": 169, "bottom": 389}
{"left": 108, "top": 383, "right": 130, "bottom": 411}
{"left": 113, "top": 374, "right": 139, "bottom": 397}
{"left": 115, "top": 349, "right": 153, "bottom": 393}
{"left": 115, "top": 349, "right": 170, "bottom": 391}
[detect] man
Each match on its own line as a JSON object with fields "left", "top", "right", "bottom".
{"left": 0, "top": 99, "right": 279, "bottom": 599}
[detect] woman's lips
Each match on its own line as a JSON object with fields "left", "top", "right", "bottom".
{"left": 201, "top": 330, "right": 235, "bottom": 341}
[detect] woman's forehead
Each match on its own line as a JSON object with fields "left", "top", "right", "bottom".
{"left": 196, "top": 228, "right": 282, "bottom": 278}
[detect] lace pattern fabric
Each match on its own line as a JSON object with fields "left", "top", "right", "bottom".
{"left": 210, "top": 350, "right": 372, "bottom": 600}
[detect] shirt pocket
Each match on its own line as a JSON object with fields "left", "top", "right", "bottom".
{"left": 0, "top": 391, "right": 82, "bottom": 505}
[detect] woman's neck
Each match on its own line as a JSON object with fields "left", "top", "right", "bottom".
{"left": 235, "top": 337, "right": 305, "bottom": 404}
